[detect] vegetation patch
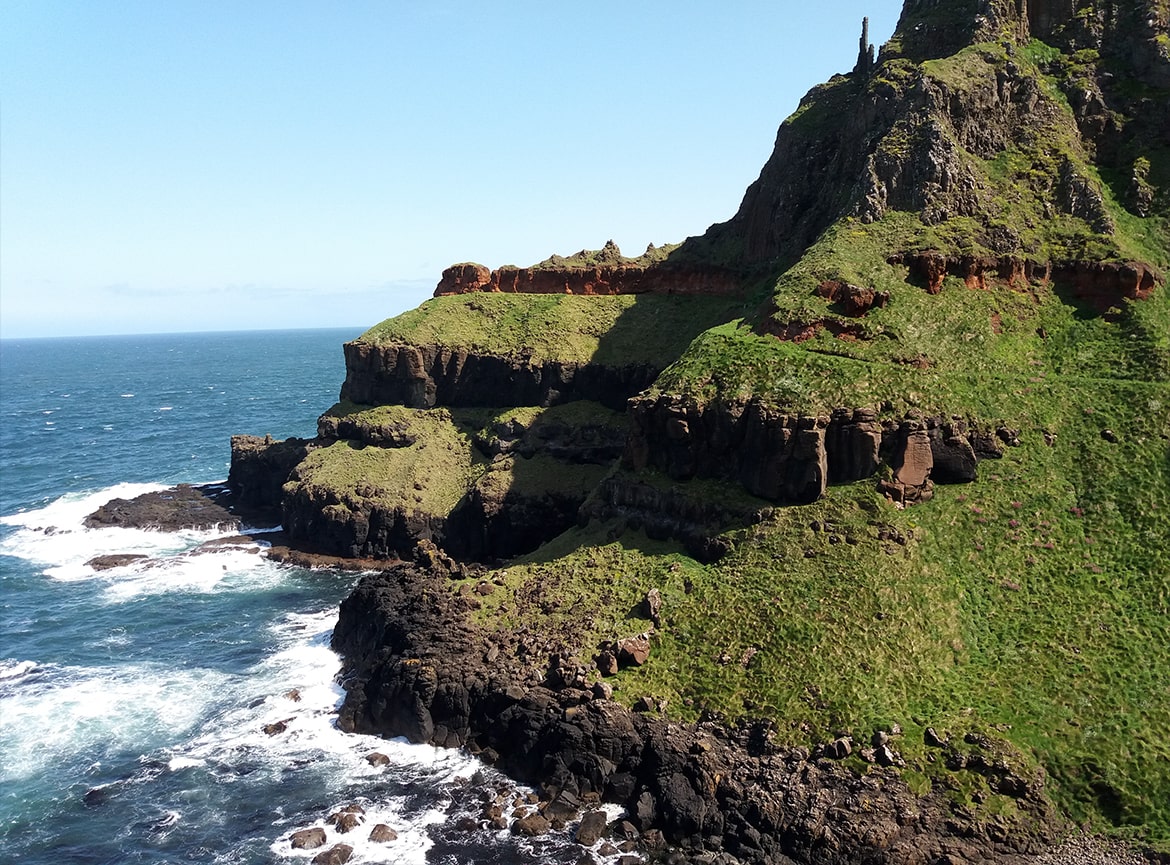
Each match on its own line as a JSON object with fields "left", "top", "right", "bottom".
{"left": 356, "top": 292, "right": 750, "bottom": 369}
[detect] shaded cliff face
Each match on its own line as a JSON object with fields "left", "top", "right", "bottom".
{"left": 712, "top": 0, "right": 1168, "bottom": 273}
{"left": 275, "top": 402, "right": 624, "bottom": 562}
{"left": 624, "top": 398, "right": 1004, "bottom": 505}
{"left": 339, "top": 340, "right": 659, "bottom": 412}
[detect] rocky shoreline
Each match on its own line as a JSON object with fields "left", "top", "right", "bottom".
{"left": 331, "top": 562, "right": 1058, "bottom": 865}
{"left": 83, "top": 483, "right": 1164, "bottom": 864}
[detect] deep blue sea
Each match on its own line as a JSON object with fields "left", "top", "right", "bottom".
{"left": 0, "top": 329, "right": 622, "bottom": 864}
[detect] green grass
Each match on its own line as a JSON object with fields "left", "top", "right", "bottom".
{"left": 290, "top": 405, "right": 484, "bottom": 517}
{"left": 294, "top": 400, "right": 631, "bottom": 528}
{"left": 467, "top": 385, "right": 1170, "bottom": 842}
{"left": 529, "top": 240, "right": 681, "bottom": 270}
{"left": 356, "top": 292, "right": 750, "bottom": 368}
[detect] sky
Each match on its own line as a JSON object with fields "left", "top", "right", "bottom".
{"left": 0, "top": 1, "right": 901, "bottom": 339}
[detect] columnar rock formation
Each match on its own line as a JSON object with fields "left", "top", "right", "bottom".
{"left": 624, "top": 397, "right": 1002, "bottom": 507}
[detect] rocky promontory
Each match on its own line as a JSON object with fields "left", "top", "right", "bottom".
{"left": 331, "top": 563, "right": 1062, "bottom": 865}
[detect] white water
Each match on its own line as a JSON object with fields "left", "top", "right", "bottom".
{"left": 0, "top": 484, "right": 637, "bottom": 864}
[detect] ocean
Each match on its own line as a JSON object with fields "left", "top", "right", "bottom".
{"left": 0, "top": 329, "right": 624, "bottom": 865}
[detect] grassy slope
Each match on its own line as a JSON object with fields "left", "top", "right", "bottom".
{"left": 463, "top": 40, "right": 1170, "bottom": 848}
{"left": 293, "top": 401, "right": 626, "bottom": 523}
{"left": 476, "top": 369, "right": 1169, "bottom": 839}
{"left": 358, "top": 292, "right": 751, "bottom": 368}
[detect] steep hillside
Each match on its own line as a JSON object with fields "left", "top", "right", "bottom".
{"left": 231, "top": 1, "right": 1170, "bottom": 859}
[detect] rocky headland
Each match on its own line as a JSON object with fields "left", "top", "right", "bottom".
{"left": 92, "top": 0, "right": 1169, "bottom": 861}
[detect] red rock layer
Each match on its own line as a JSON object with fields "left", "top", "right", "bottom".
{"left": 434, "top": 262, "right": 742, "bottom": 298}
{"left": 888, "top": 251, "right": 1161, "bottom": 311}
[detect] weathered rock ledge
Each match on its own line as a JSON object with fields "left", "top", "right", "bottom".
{"left": 434, "top": 261, "right": 743, "bottom": 298}
{"left": 331, "top": 563, "right": 1065, "bottom": 865}
{"left": 888, "top": 252, "right": 1162, "bottom": 311}
{"left": 83, "top": 481, "right": 278, "bottom": 532}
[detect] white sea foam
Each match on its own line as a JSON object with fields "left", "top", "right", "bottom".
{"left": 97, "top": 546, "right": 275, "bottom": 601}
{"left": 0, "top": 662, "right": 231, "bottom": 783}
{"left": 167, "top": 756, "right": 206, "bottom": 771}
{"left": 0, "top": 484, "right": 274, "bottom": 597}
{"left": 0, "top": 483, "right": 167, "bottom": 534}
{"left": 0, "top": 659, "right": 39, "bottom": 683}
{"left": 146, "top": 608, "right": 482, "bottom": 864}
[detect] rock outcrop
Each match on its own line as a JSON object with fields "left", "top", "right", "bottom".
{"left": 84, "top": 483, "right": 243, "bottom": 532}
{"left": 228, "top": 435, "right": 316, "bottom": 511}
{"left": 340, "top": 341, "right": 659, "bottom": 412}
{"left": 623, "top": 397, "right": 1002, "bottom": 507}
{"left": 331, "top": 563, "right": 1059, "bottom": 865}
{"left": 889, "top": 252, "right": 1161, "bottom": 310}
{"left": 705, "top": 0, "right": 1167, "bottom": 285}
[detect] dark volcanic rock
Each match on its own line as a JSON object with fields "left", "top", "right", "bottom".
{"left": 621, "top": 397, "right": 995, "bottom": 516}
{"left": 86, "top": 554, "right": 149, "bottom": 571}
{"left": 290, "top": 827, "right": 327, "bottom": 849}
{"left": 228, "top": 435, "right": 316, "bottom": 511}
{"left": 311, "top": 844, "right": 352, "bottom": 865}
{"left": 368, "top": 824, "right": 397, "bottom": 843}
{"left": 84, "top": 483, "right": 241, "bottom": 532}
{"left": 575, "top": 809, "right": 608, "bottom": 846}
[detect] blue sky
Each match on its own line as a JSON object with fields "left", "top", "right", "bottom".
{"left": 1, "top": 1, "right": 900, "bottom": 338}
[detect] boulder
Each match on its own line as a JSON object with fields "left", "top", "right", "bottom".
{"left": 641, "top": 588, "right": 663, "bottom": 626}
{"left": 616, "top": 635, "right": 651, "bottom": 668}
{"left": 596, "top": 650, "right": 619, "bottom": 676}
{"left": 575, "top": 809, "right": 608, "bottom": 846}
{"left": 290, "top": 827, "right": 327, "bottom": 849}
{"left": 85, "top": 554, "right": 148, "bottom": 571}
{"left": 311, "top": 844, "right": 353, "bottom": 865}
{"left": 327, "top": 805, "right": 365, "bottom": 834}
{"left": 511, "top": 812, "right": 551, "bottom": 837}
{"left": 368, "top": 824, "right": 398, "bottom": 843}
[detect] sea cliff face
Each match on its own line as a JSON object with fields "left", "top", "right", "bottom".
{"left": 223, "top": 0, "right": 1170, "bottom": 858}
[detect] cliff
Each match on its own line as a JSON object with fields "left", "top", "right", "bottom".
{"left": 434, "top": 241, "right": 743, "bottom": 299}
{"left": 226, "top": 1, "right": 1170, "bottom": 859}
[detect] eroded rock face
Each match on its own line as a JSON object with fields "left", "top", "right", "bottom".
{"left": 84, "top": 483, "right": 241, "bottom": 532}
{"left": 228, "top": 435, "right": 316, "bottom": 510}
{"left": 815, "top": 280, "right": 890, "bottom": 316}
{"left": 340, "top": 341, "right": 659, "bottom": 412}
{"left": 280, "top": 482, "right": 448, "bottom": 560}
{"left": 703, "top": 0, "right": 1167, "bottom": 288}
{"left": 434, "top": 262, "right": 742, "bottom": 298}
{"left": 889, "top": 252, "right": 1162, "bottom": 310}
